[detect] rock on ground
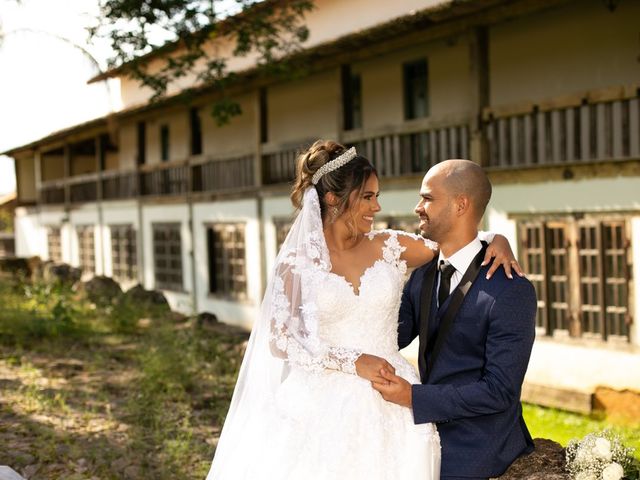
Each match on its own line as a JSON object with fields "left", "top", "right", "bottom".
{"left": 196, "top": 311, "right": 218, "bottom": 327}
{"left": 496, "top": 438, "right": 569, "bottom": 479}
{"left": 43, "top": 263, "right": 82, "bottom": 286}
{"left": 0, "top": 466, "right": 26, "bottom": 480}
{"left": 81, "top": 276, "right": 123, "bottom": 307}
{"left": 123, "top": 284, "right": 171, "bottom": 313}
{"left": 0, "top": 257, "right": 42, "bottom": 280}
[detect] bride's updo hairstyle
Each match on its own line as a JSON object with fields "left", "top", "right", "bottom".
{"left": 291, "top": 140, "right": 378, "bottom": 227}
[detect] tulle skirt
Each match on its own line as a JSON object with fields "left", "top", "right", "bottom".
{"left": 215, "top": 353, "right": 440, "bottom": 480}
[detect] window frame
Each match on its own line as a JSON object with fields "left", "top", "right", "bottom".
{"left": 189, "top": 107, "right": 203, "bottom": 156}
{"left": 403, "top": 58, "right": 429, "bottom": 120}
{"left": 152, "top": 222, "right": 184, "bottom": 292}
{"left": 515, "top": 214, "right": 633, "bottom": 345}
{"left": 47, "top": 225, "right": 63, "bottom": 263}
{"left": 160, "top": 124, "right": 170, "bottom": 162}
{"left": 341, "top": 64, "right": 363, "bottom": 131}
{"left": 76, "top": 225, "right": 95, "bottom": 276}
{"left": 110, "top": 224, "right": 138, "bottom": 283}
{"left": 206, "top": 222, "right": 248, "bottom": 301}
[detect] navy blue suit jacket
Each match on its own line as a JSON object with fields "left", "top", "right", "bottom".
{"left": 398, "top": 259, "right": 536, "bottom": 479}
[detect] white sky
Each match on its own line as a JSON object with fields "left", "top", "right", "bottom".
{"left": 0, "top": 0, "right": 241, "bottom": 196}
{"left": 0, "top": 0, "right": 119, "bottom": 195}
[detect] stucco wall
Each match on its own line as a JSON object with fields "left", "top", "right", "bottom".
{"left": 145, "top": 110, "right": 190, "bottom": 165}
{"left": 116, "top": 0, "right": 450, "bottom": 109}
{"left": 41, "top": 154, "right": 64, "bottom": 182}
{"left": 356, "top": 35, "right": 471, "bottom": 130}
{"left": 118, "top": 121, "right": 138, "bottom": 170}
{"left": 490, "top": 1, "right": 640, "bottom": 106}
{"left": 16, "top": 155, "right": 36, "bottom": 202}
{"left": 70, "top": 154, "right": 96, "bottom": 176}
{"left": 268, "top": 69, "right": 339, "bottom": 144}
{"left": 201, "top": 93, "right": 256, "bottom": 156}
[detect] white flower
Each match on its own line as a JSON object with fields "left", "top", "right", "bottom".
{"left": 574, "top": 445, "right": 590, "bottom": 465}
{"left": 592, "top": 437, "right": 613, "bottom": 462}
{"left": 602, "top": 462, "right": 624, "bottom": 480}
{"left": 574, "top": 471, "right": 597, "bottom": 480}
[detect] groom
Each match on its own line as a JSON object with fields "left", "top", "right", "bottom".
{"left": 373, "top": 160, "right": 537, "bottom": 479}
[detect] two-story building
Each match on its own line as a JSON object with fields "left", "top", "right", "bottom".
{"left": 3, "top": 0, "right": 640, "bottom": 411}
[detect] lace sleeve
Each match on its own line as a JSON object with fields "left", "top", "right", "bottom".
{"left": 269, "top": 221, "right": 362, "bottom": 374}
{"left": 269, "top": 270, "right": 362, "bottom": 374}
{"left": 367, "top": 228, "right": 438, "bottom": 252}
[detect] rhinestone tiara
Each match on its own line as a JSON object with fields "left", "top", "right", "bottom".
{"left": 311, "top": 147, "right": 357, "bottom": 185}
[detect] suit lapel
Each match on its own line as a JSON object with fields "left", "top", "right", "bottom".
{"left": 425, "top": 243, "right": 488, "bottom": 381}
{"left": 417, "top": 261, "right": 437, "bottom": 382}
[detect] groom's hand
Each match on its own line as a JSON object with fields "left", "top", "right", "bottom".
{"left": 372, "top": 369, "right": 412, "bottom": 408}
{"left": 355, "top": 354, "right": 395, "bottom": 383}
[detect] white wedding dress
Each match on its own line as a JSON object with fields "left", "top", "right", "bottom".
{"left": 207, "top": 189, "right": 440, "bottom": 480}
{"left": 241, "top": 232, "right": 440, "bottom": 479}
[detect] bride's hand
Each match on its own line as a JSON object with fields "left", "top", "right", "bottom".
{"left": 355, "top": 354, "right": 395, "bottom": 383}
{"left": 482, "top": 234, "right": 524, "bottom": 280}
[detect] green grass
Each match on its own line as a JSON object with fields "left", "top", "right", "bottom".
{"left": 0, "top": 276, "right": 247, "bottom": 479}
{"left": 523, "top": 403, "right": 640, "bottom": 459}
{"left": 1, "top": 276, "right": 639, "bottom": 477}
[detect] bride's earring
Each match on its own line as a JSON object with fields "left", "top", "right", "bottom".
{"left": 329, "top": 206, "right": 339, "bottom": 223}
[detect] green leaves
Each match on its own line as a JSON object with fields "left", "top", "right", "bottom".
{"left": 90, "top": 0, "right": 314, "bottom": 124}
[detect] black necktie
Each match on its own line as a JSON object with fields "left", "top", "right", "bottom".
{"left": 438, "top": 260, "right": 456, "bottom": 307}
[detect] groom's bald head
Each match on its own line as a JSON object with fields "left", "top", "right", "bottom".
{"left": 426, "top": 159, "right": 492, "bottom": 222}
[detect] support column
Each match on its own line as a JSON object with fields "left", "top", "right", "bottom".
{"left": 63, "top": 144, "right": 71, "bottom": 205}
{"left": 186, "top": 128, "right": 198, "bottom": 314}
{"left": 336, "top": 65, "right": 347, "bottom": 144}
{"left": 468, "top": 26, "right": 490, "bottom": 166}
{"left": 255, "top": 87, "right": 268, "bottom": 297}
{"left": 95, "top": 135, "right": 106, "bottom": 276}
{"left": 34, "top": 150, "right": 42, "bottom": 204}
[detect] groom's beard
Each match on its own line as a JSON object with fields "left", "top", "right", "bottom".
{"left": 419, "top": 212, "right": 453, "bottom": 245}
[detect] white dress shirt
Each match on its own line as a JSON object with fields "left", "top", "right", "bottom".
{"left": 436, "top": 236, "right": 484, "bottom": 306}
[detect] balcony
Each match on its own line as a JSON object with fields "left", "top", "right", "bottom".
{"left": 102, "top": 170, "right": 138, "bottom": 200}
{"left": 259, "top": 116, "right": 472, "bottom": 186}
{"left": 140, "top": 161, "right": 189, "bottom": 197}
{"left": 29, "top": 86, "right": 640, "bottom": 207}
{"left": 345, "top": 116, "right": 471, "bottom": 178}
{"left": 484, "top": 88, "right": 640, "bottom": 169}
{"left": 34, "top": 153, "right": 258, "bottom": 206}
{"left": 192, "top": 154, "right": 255, "bottom": 194}
{"left": 69, "top": 173, "right": 99, "bottom": 203}
{"left": 40, "top": 180, "right": 66, "bottom": 205}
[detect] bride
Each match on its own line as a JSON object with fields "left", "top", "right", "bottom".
{"left": 206, "top": 140, "right": 520, "bottom": 479}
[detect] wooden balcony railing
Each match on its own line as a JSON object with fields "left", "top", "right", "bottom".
{"left": 261, "top": 144, "right": 306, "bottom": 185}
{"left": 40, "top": 180, "right": 66, "bottom": 205}
{"left": 102, "top": 170, "right": 138, "bottom": 200}
{"left": 346, "top": 118, "right": 471, "bottom": 178}
{"left": 484, "top": 91, "right": 640, "bottom": 168}
{"left": 140, "top": 161, "right": 189, "bottom": 196}
{"left": 69, "top": 173, "right": 99, "bottom": 203}
{"left": 32, "top": 87, "right": 639, "bottom": 206}
{"left": 260, "top": 118, "right": 472, "bottom": 185}
{"left": 192, "top": 154, "right": 255, "bottom": 193}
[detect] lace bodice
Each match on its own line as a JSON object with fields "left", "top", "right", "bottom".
{"left": 317, "top": 231, "right": 409, "bottom": 358}
{"left": 270, "top": 227, "right": 437, "bottom": 375}
{"left": 268, "top": 193, "right": 437, "bottom": 377}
